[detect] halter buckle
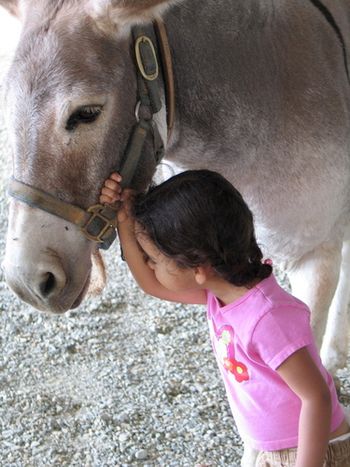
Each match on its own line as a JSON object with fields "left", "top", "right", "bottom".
{"left": 81, "top": 204, "right": 118, "bottom": 247}
{"left": 135, "top": 35, "right": 159, "bottom": 81}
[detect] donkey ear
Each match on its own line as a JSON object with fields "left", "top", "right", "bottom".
{"left": 88, "top": 0, "right": 176, "bottom": 33}
{"left": 0, "top": 0, "right": 19, "bottom": 17}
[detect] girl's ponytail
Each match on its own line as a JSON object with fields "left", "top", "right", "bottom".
{"left": 213, "top": 235, "right": 272, "bottom": 288}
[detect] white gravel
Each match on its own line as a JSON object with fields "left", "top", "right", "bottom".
{"left": 0, "top": 11, "right": 349, "bottom": 467}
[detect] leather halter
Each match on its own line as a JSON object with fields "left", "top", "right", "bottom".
{"left": 7, "top": 19, "right": 175, "bottom": 250}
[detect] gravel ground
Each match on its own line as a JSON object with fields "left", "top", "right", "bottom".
{"left": 0, "top": 10, "right": 349, "bottom": 467}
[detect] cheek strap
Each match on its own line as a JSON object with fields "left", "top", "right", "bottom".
{"left": 7, "top": 177, "right": 118, "bottom": 250}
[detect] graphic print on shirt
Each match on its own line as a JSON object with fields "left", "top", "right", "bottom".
{"left": 214, "top": 323, "right": 249, "bottom": 383}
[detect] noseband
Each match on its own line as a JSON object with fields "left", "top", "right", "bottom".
{"left": 7, "top": 19, "right": 174, "bottom": 250}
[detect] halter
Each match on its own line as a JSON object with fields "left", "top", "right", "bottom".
{"left": 7, "top": 19, "right": 175, "bottom": 250}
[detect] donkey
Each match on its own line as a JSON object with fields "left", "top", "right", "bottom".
{"left": 1, "top": 0, "right": 350, "bottom": 381}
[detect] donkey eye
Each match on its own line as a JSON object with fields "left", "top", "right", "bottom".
{"left": 65, "top": 105, "right": 102, "bottom": 131}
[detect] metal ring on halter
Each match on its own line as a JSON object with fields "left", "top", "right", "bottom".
{"left": 134, "top": 101, "right": 141, "bottom": 122}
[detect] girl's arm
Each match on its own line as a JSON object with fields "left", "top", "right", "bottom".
{"left": 100, "top": 174, "right": 207, "bottom": 305}
{"left": 276, "top": 347, "right": 332, "bottom": 467}
{"left": 117, "top": 211, "right": 206, "bottom": 304}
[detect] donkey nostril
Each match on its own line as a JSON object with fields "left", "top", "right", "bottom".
{"left": 39, "top": 272, "right": 57, "bottom": 297}
{"left": 36, "top": 260, "right": 67, "bottom": 301}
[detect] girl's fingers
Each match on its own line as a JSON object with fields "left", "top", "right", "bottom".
{"left": 104, "top": 179, "right": 121, "bottom": 192}
{"left": 99, "top": 173, "right": 129, "bottom": 214}
{"left": 100, "top": 187, "right": 120, "bottom": 201}
{"left": 110, "top": 172, "right": 122, "bottom": 182}
{"left": 100, "top": 194, "right": 114, "bottom": 204}
{"left": 101, "top": 187, "right": 118, "bottom": 198}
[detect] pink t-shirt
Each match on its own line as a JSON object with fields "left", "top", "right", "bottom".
{"left": 206, "top": 273, "right": 344, "bottom": 451}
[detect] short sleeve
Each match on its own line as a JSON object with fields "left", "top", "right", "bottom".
{"left": 251, "top": 305, "right": 314, "bottom": 370}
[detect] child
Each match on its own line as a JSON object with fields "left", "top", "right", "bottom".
{"left": 100, "top": 169, "right": 350, "bottom": 467}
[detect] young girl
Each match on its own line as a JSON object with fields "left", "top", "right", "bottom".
{"left": 100, "top": 169, "right": 350, "bottom": 467}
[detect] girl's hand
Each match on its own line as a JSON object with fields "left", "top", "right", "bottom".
{"left": 99, "top": 173, "right": 134, "bottom": 223}
{"left": 100, "top": 172, "right": 122, "bottom": 204}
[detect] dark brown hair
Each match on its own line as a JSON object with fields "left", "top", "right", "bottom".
{"left": 132, "top": 169, "right": 272, "bottom": 287}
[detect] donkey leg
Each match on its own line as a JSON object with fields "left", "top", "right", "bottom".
{"left": 287, "top": 241, "right": 342, "bottom": 351}
{"left": 321, "top": 239, "right": 350, "bottom": 374}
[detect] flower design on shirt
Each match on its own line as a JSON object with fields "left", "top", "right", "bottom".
{"left": 223, "top": 357, "right": 249, "bottom": 382}
{"left": 216, "top": 325, "right": 249, "bottom": 383}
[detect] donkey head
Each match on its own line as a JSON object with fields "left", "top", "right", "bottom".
{"left": 1, "top": 0, "right": 175, "bottom": 312}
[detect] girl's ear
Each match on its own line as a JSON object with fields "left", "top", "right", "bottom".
{"left": 194, "top": 265, "right": 212, "bottom": 286}
{"left": 87, "top": 0, "right": 178, "bottom": 35}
